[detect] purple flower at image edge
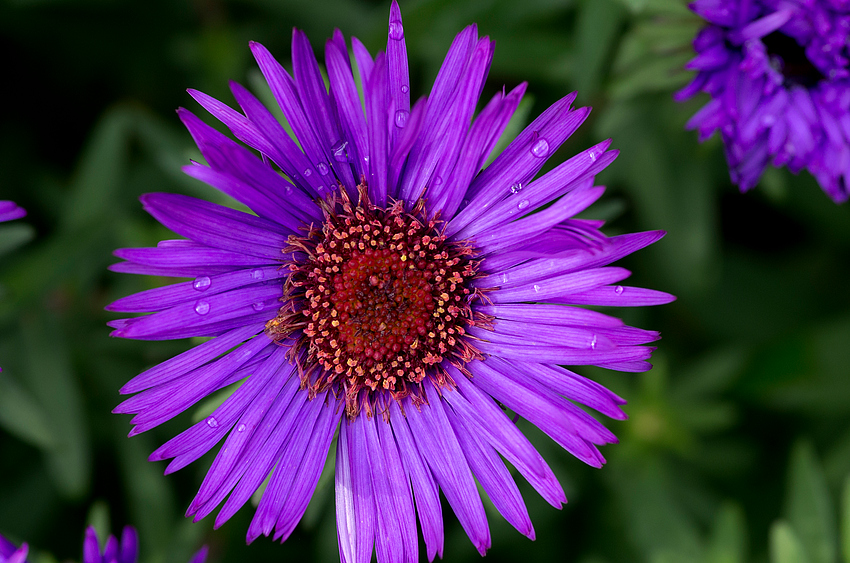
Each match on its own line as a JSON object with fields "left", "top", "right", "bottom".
{"left": 0, "top": 527, "right": 207, "bottom": 563}
{"left": 677, "top": 0, "right": 850, "bottom": 202}
{"left": 107, "top": 1, "right": 675, "bottom": 561}
{"left": 0, "top": 201, "right": 26, "bottom": 223}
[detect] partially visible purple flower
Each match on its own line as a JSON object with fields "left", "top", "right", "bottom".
{"left": 108, "top": 1, "right": 675, "bottom": 560}
{"left": 677, "top": 0, "right": 850, "bottom": 202}
{"left": 0, "top": 535, "right": 28, "bottom": 563}
{"left": 0, "top": 202, "right": 26, "bottom": 223}
{"left": 0, "top": 527, "right": 207, "bottom": 563}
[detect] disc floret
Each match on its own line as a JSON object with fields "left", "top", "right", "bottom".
{"left": 265, "top": 183, "right": 486, "bottom": 419}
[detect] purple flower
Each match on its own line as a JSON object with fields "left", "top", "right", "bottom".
{"left": 677, "top": 0, "right": 850, "bottom": 202}
{"left": 0, "top": 527, "right": 207, "bottom": 563}
{"left": 107, "top": 2, "right": 674, "bottom": 560}
{"left": 0, "top": 202, "right": 26, "bottom": 223}
{"left": 0, "top": 535, "right": 28, "bottom": 563}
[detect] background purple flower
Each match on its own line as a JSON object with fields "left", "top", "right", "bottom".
{"left": 107, "top": 1, "right": 674, "bottom": 560}
{"left": 0, "top": 526, "right": 207, "bottom": 563}
{"left": 677, "top": 0, "right": 850, "bottom": 202}
{"left": 0, "top": 202, "right": 26, "bottom": 223}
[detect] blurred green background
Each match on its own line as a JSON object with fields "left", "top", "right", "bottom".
{"left": 2, "top": 0, "right": 850, "bottom": 561}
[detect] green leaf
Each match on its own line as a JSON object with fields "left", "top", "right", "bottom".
{"left": 771, "top": 521, "right": 812, "bottom": 563}
{"left": 0, "top": 223, "right": 35, "bottom": 257}
{"left": 574, "top": 0, "right": 627, "bottom": 100}
{"left": 85, "top": 500, "right": 112, "bottom": 545}
{"left": 841, "top": 475, "right": 850, "bottom": 563}
{"left": 706, "top": 503, "right": 747, "bottom": 563}
{"left": 0, "top": 371, "right": 56, "bottom": 449}
{"left": 785, "top": 441, "right": 837, "bottom": 563}
{"left": 21, "top": 314, "right": 91, "bottom": 499}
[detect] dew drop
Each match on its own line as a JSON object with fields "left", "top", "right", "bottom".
{"left": 531, "top": 138, "right": 550, "bottom": 158}
{"left": 194, "top": 300, "right": 210, "bottom": 315}
{"left": 317, "top": 162, "right": 330, "bottom": 175}
{"left": 614, "top": 285, "right": 624, "bottom": 295}
{"left": 589, "top": 150, "right": 597, "bottom": 162}
{"left": 395, "top": 109, "right": 409, "bottom": 128}
{"left": 510, "top": 182, "right": 523, "bottom": 194}
{"left": 251, "top": 269, "right": 265, "bottom": 280}
{"left": 590, "top": 335, "right": 598, "bottom": 349}
{"left": 532, "top": 284, "right": 541, "bottom": 293}
{"left": 193, "top": 276, "right": 211, "bottom": 291}
{"left": 401, "top": 84, "right": 409, "bottom": 93}
{"left": 206, "top": 416, "right": 219, "bottom": 428}
{"left": 388, "top": 21, "right": 404, "bottom": 40}
{"left": 303, "top": 168, "right": 313, "bottom": 177}
{"left": 433, "top": 175, "right": 443, "bottom": 186}
{"left": 252, "top": 301, "right": 266, "bottom": 311}
{"left": 332, "top": 141, "right": 350, "bottom": 162}
{"left": 517, "top": 199, "right": 530, "bottom": 210}
{"left": 500, "top": 273, "right": 508, "bottom": 284}
{"left": 237, "top": 423, "right": 246, "bottom": 432}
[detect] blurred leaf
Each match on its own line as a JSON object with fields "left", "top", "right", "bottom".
{"left": 117, "top": 432, "right": 177, "bottom": 563}
{"left": 85, "top": 500, "right": 111, "bottom": 545}
{"left": 22, "top": 314, "right": 91, "bottom": 499}
{"left": 0, "top": 223, "right": 35, "bottom": 257}
{"left": 574, "top": 0, "right": 626, "bottom": 100}
{"left": 771, "top": 521, "right": 811, "bottom": 563}
{"left": 785, "top": 441, "right": 836, "bottom": 563}
{"left": 706, "top": 503, "right": 747, "bottom": 563}
{"left": 842, "top": 475, "right": 850, "bottom": 563}
{"left": 0, "top": 371, "right": 56, "bottom": 449}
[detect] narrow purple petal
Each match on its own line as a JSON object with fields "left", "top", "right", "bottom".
{"left": 405, "top": 384, "right": 491, "bottom": 555}
{"left": 387, "top": 0, "right": 410, "bottom": 151}
{"left": 447, "top": 405, "right": 535, "bottom": 539}
{"left": 389, "top": 401, "right": 444, "bottom": 561}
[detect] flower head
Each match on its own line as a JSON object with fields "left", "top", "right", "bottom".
{"left": 677, "top": 0, "right": 850, "bottom": 202}
{"left": 0, "top": 526, "right": 207, "bottom": 563}
{"left": 108, "top": 2, "right": 674, "bottom": 560}
{"left": 0, "top": 201, "right": 26, "bottom": 223}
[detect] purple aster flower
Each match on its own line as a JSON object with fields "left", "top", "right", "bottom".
{"left": 677, "top": 0, "right": 850, "bottom": 202}
{"left": 0, "top": 201, "right": 26, "bottom": 223}
{"left": 107, "top": 1, "right": 674, "bottom": 559}
{"left": 0, "top": 535, "right": 28, "bottom": 563}
{"left": 0, "top": 526, "right": 207, "bottom": 563}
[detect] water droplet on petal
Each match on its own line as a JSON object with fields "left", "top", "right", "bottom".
{"left": 401, "top": 84, "right": 409, "bottom": 93}
{"left": 614, "top": 285, "right": 624, "bottom": 295}
{"left": 395, "top": 109, "right": 409, "bottom": 128}
{"left": 303, "top": 168, "right": 313, "bottom": 177}
{"left": 589, "top": 150, "right": 597, "bottom": 162}
{"left": 237, "top": 423, "right": 246, "bottom": 432}
{"left": 500, "top": 273, "right": 508, "bottom": 284}
{"left": 510, "top": 182, "right": 523, "bottom": 194}
{"left": 251, "top": 269, "right": 265, "bottom": 280}
{"left": 193, "top": 276, "right": 211, "bottom": 291}
{"left": 517, "top": 199, "right": 530, "bottom": 210}
{"left": 194, "top": 300, "right": 210, "bottom": 315}
{"left": 433, "top": 175, "right": 443, "bottom": 186}
{"left": 252, "top": 301, "right": 266, "bottom": 311}
{"left": 590, "top": 335, "right": 598, "bottom": 349}
{"left": 206, "top": 416, "right": 219, "bottom": 428}
{"left": 332, "top": 141, "right": 350, "bottom": 162}
{"left": 317, "top": 162, "right": 330, "bottom": 175}
{"left": 531, "top": 138, "right": 550, "bottom": 158}
{"left": 532, "top": 284, "right": 541, "bottom": 293}
{"left": 388, "top": 21, "right": 404, "bottom": 40}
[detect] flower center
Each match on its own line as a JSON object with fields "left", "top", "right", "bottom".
{"left": 265, "top": 182, "right": 487, "bottom": 419}
{"left": 763, "top": 31, "right": 825, "bottom": 88}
